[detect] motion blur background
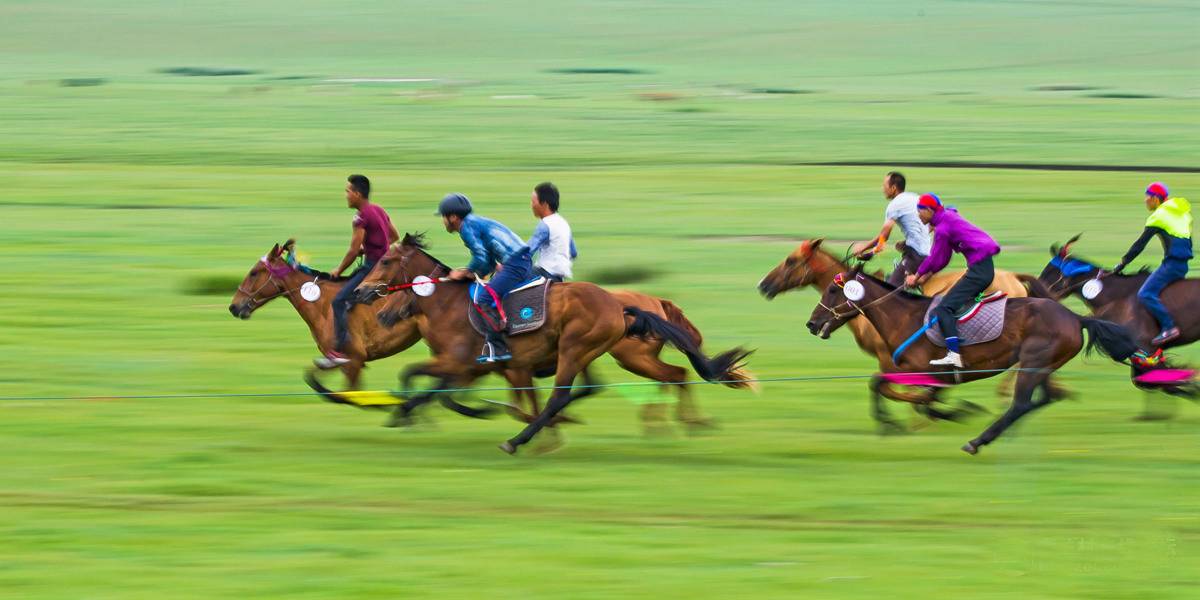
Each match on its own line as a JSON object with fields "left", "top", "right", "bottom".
{"left": 1, "top": 1, "right": 1198, "bottom": 597}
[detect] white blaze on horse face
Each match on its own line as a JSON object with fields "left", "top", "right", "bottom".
{"left": 1081, "top": 279, "right": 1103, "bottom": 300}
{"left": 842, "top": 280, "right": 865, "bottom": 302}
{"left": 300, "top": 281, "right": 321, "bottom": 302}
{"left": 411, "top": 275, "right": 436, "bottom": 297}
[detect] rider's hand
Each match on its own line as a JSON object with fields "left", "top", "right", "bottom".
{"left": 1111, "top": 262, "right": 1126, "bottom": 274}
{"left": 331, "top": 269, "right": 342, "bottom": 278}
{"left": 448, "top": 268, "right": 476, "bottom": 281}
{"left": 904, "top": 274, "right": 919, "bottom": 288}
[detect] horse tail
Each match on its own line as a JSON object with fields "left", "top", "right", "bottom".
{"left": 1017, "top": 273, "right": 1056, "bottom": 299}
{"left": 1078, "top": 317, "right": 1139, "bottom": 362}
{"left": 659, "top": 300, "right": 704, "bottom": 347}
{"left": 624, "top": 306, "right": 753, "bottom": 387}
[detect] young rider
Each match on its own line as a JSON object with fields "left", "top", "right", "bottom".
{"left": 1113, "top": 182, "right": 1192, "bottom": 347}
{"left": 524, "top": 182, "right": 577, "bottom": 282}
{"left": 437, "top": 193, "right": 531, "bottom": 363}
{"left": 858, "top": 171, "right": 932, "bottom": 286}
{"left": 905, "top": 193, "right": 1001, "bottom": 368}
{"left": 316, "top": 174, "right": 398, "bottom": 369}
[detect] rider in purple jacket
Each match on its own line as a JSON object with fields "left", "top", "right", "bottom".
{"left": 905, "top": 194, "right": 1001, "bottom": 368}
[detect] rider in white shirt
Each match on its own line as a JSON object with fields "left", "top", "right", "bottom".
{"left": 858, "top": 171, "right": 932, "bottom": 286}
{"left": 524, "top": 182, "right": 577, "bottom": 282}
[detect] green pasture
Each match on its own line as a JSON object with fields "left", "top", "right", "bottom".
{"left": 1, "top": 1, "right": 1198, "bottom": 598}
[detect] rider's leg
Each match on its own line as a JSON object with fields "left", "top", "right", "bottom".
{"left": 1139, "top": 258, "right": 1187, "bottom": 346}
{"left": 887, "top": 246, "right": 927, "bottom": 288}
{"left": 317, "top": 262, "right": 374, "bottom": 368}
{"left": 475, "top": 249, "right": 533, "bottom": 363}
{"left": 931, "top": 256, "right": 994, "bottom": 367}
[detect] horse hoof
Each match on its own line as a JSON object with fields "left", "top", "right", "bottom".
{"left": 498, "top": 441, "right": 518, "bottom": 455}
{"left": 961, "top": 442, "right": 979, "bottom": 455}
{"left": 685, "top": 419, "right": 719, "bottom": 436}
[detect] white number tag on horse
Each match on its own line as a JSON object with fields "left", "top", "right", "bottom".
{"left": 843, "top": 280, "right": 866, "bottom": 301}
{"left": 411, "top": 275, "right": 436, "bottom": 297}
{"left": 300, "top": 281, "right": 321, "bottom": 302}
{"left": 1081, "top": 279, "right": 1103, "bottom": 300}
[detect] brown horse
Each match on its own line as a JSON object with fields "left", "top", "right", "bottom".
{"left": 229, "top": 240, "right": 424, "bottom": 389}
{"left": 758, "top": 239, "right": 1063, "bottom": 428}
{"left": 805, "top": 266, "right": 1163, "bottom": 454}
{"left": 353, "top": 234, "right": 752, "bottom": 454}
{"left": 1037, "top": 236, "right": 1200, "bottom": 350}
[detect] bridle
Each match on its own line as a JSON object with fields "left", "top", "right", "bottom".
{"left": 237, "top": 257, "right": 292, "bottom": 298}
{"left": 817, "top": 273, "right": 907, "bottom": 320}
{"left": 1045, "top": 251, "right": 1105, "bottom": 298}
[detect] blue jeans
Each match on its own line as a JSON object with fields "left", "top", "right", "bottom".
{"left": 484, "top": 248, "right": 533, "bottom": 301}
{"left": 333, "top": 261, "right": 375, "bottom": 352}
{"left": 1138, "top": 258, "right": 1188, "bottom": 330}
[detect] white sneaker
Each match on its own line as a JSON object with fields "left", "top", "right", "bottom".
{"left": 929, "top": 352, "right": 963, "bottom": 368}
{"left": 314, "top": 352, "right": 351, "bottom": 369}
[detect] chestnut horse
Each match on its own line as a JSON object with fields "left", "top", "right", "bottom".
{"left": 229, "top": 240, "right": 423, "bottom": 389}
{"left": 805, "top": 267, "right": 1177, "bottom": 454}
{"left": 354, "top": 234, "right": 752, "bottom": 454}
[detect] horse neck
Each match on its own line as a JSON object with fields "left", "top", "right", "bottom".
{"left": 809, "top": 251, "right": 849, "bottom": 288}
{"left": 277, "top": 271, "right": 340, "bottom": 346}
{"left": 855, "top": 283, "right": 930, "bottom": 352}
{"left": 414, "top": 279, "right": 471, "bottom": 325}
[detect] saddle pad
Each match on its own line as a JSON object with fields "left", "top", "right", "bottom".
{"left": 468, "top": 279, "right": 551, "bottom": 336}
{"left": 923, "top": 294, "right": 1008, "bottom": 347}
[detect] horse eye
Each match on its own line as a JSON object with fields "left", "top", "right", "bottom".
{"left": 785, "top": 257, "right": 797, "bottom": 266}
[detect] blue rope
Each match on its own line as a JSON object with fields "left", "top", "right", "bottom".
{"left": 892, "top": 316, "right": 937, "bottom": 366}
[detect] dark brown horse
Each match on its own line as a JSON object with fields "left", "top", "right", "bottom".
{"left": 1037, "top": 236, "right": 1199, "bottom": 350}
{"left": 805, "top": 266, "right": 1161, "bottom": 455}
{"left": 229, "top": 240, "right": 424, "bottom": 389}
{"left": 353, "top": 234, "right": 751, "bottom": 454}
{"left": 758, "top": 239, "right": 1066, "bottom": 429}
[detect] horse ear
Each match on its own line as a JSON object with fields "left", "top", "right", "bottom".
{"left": 269, "top": 243, "right": 281, "bottom": 258}
{"left": 282, "top": 238, "right": 296, "bottom": 253}
{"left": 1050, "top": 243, "right": 1062, "bottom": 257}
{"left": 811, "top": 238, "right": 825, "bottom": 251}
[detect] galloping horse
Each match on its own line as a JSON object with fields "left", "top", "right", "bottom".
{"left": 354, "top": 234, "right": 752, "bottom": 454}
{"left": 805, "top": 266, "right": 1176, "bottom": 454}
{"left": 1038, "top": 236, "right": 1200, "bottom": 350}
{"left": 758, "top": 239, "right": 1065, "bottom": 428}
{"left": 229, "top": 240, "right": 424, "bottom": 389}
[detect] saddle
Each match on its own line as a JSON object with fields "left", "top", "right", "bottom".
{"left": 923, "top": 291, "right": 1008, "bottom": 347}
{"left": 468, "top": 277, "right": 551, "bottom": 336}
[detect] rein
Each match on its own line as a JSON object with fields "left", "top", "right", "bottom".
{"left": 819, "top": 285, "right": 907, "bottom": 320}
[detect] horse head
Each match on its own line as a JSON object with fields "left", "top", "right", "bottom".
{"left": 229, "top": 239, "right": 296, "bottom": 319}
{"left": 758, "top": 238, "right": 833, "bottom": 300}
{"left": 805, "top": 263, "right": 876, "bottom": 339}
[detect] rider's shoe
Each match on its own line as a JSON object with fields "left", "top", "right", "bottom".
{"left": 314, "top": 350, "right": 351, "bottom": 369}
{"left": 476, "top": 341, "right": 513, "bottom": 364}
{"left": 1151, "top": 327, "right": 1181, "bottom": 347}
{"left": 929, "top": 351, "right": 963, "bottom": 369}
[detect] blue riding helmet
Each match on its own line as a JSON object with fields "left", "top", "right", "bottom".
{"left": 436, "top": 193, "right": 474, "bottom": 216}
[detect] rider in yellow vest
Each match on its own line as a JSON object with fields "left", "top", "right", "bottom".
{"left": 1113, "top": 182, "right": 1192, "bottom": 347}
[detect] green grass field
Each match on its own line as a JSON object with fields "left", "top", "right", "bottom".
{"left": 2, "top": 1, "right": 1199, "bottom": 598}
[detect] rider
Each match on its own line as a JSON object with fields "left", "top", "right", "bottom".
{"left": 1113, "top": 182, "right": 1192, "bottom": 347}
{"left": 316, "top": 174, "right": 398, "bottom": 369}
{"left": 525, "top": 181, "right": 578, "bottom": 282}
{"left": 858, "top": 171, "right": 932, "bottom": 286}
{"left": 437, "top": 193, "right": 531, "bottom": 363}
{"left": 905, "top": 193, "right": 1001, "bottom": 368}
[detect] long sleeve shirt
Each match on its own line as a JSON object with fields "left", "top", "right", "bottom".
{"left": 458, "top": 214, "right": 526, "bottom": 277}
{"left": 1121, "top": 197, "right": 1193, "bottom": 264}
{"left": 524, "top": 213, "right": 577, "bottom": 278}
{"left": 916, "top": 209, "right": 1001, "bottom": 276}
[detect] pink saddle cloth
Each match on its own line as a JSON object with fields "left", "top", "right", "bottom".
{"left": 1134, "top": 369, "right": 1196, "bottom": 386}
{"left": 879, "top": 373, "right": 950, "bottom": 388}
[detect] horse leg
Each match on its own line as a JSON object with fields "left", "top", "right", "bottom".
{"left": 341, "top": 360, "right": 364, "bottom": 390}
{"left": 868, "top": 376, "right": 908, "bottom": 435}
{"left": 615, "top": 351, "right": 712, "bottom": 434}
{"left": 500, "top": 340, "right": 611, "bottom": 455}
{"left": 963, "top": 370, "right": 1046, "bottom": 454}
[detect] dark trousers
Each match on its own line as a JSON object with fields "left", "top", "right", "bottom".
{"left": 1138, "top": 258, "right": 1188, "bottom": 330}
{"left": 535, "top": 267, "right": 564, "bottom": 283}
{"left": 933, "top": 256, "right": 994, "bottom": 343}
{"left": 332, "top": 261, "right": 375, "bottom": 352}
{"left": 484, "top": 248, "right": 534, "bottom": 301}
{"left": 888, "top": 245, "right": 928, "bottom": 287}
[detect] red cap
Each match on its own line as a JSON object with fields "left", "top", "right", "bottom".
{"left": 1145, "top": 182, "right": 1169, "bottom": 199}
{"left": 917, "top": 193, "right": 943, "bottom": 211}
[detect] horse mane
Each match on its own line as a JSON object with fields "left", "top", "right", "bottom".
{"left": 862, "top": 271, "right": 932, "bottom": 300}
{"left": 400, "top": 231, "right": 451, "bottom": 273}
{"left": 1060, "top": 252, "right": 1151, "bottom": 278}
